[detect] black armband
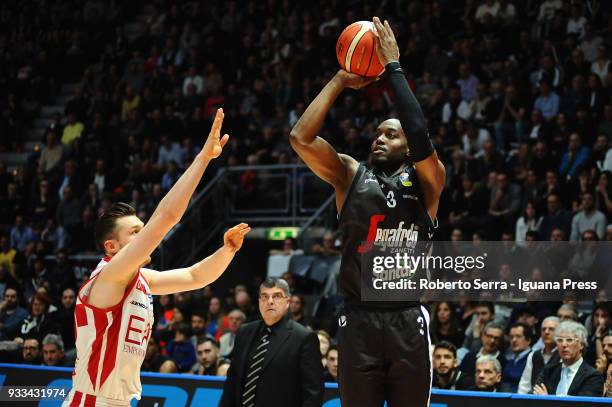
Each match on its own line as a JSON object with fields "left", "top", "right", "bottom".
{"left": 385, "top": 61, "right": 434, "bottom": 162}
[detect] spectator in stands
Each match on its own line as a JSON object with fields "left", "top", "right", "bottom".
{"left": 596, "top": 329, "right": 612, "bottom": 375}
{"left": 41, "top": 334, "right": 66, "bottom": 366}
{"left": 432, "top": 341, "right": 462, "bottom": 390}
{"left": 534, "top": 321, "right": 604, "bottom": 396}
{"left": 207, "top": 296, "right": 224, "bottom": 338}
{"left": 38, "top": 132, "right": 64, "bottom": 178}
{"left": 540, "top": 194, "right": 573, "bottom": 240}
{"left": 191, "top": 338, "right": 226, "bottom": 375}
{"left": 311, "top": 231, "right": 341, "bottom": 257}
{"left": 57, "top": 287, "right": 76, "bottom": 355}
{"left": 560, "top": 133, "right": 591, "bottom": 180}
{"left": 487, "top": 173, "right": 522, "bottom": 237}
{"left": 20, "top": 337, "right": 41, "bottom": 364}
{"left": 0, "top": 287, "right": 28, "bottom": 341}
{"left": 17, "top": 292, "right": 58, "bottom": 343}
{"left": 462, "top": 302, "right": 496, "bottom": 352}
{"left": 430, "top": 302, "right": 465, "bottom": 348}
{"left": 518, "top": 316, "right": 560, "bottom": 394}
{"left": 41, "top": 219, "right": 68, "bottom": 252}
{"left": 61, "top": 113, "right": 84, "bottom": 146}
{"left": 219, "top": 309, "right": 246, "bottom": 358}
{"left": 166, "top": 322, "right": 196, "bottom": 373}
{"left": 460, "top": 321, "right": 506, "bottom": 389}
{"left": 473, "top": 355, "right": 502, "bottom": 392}
{"left": 317, "top": 330, "right": 332, "bottom": 369}
{"left": 534, "top": 79, "right": 560, "bottom": 120}
{"left": 501, "top": 322, "right": 534, "bottom": 392}
{"left": 0, "top": 236, "right": 17, "bottom": 272}
{"left": 515, "top": 201, "right": 542, "bottom": 244}
{"left": 324, "top": 345, "right": 338, "bottom": 383}
{"left": 142, "top": 337, "right": 177, "bottom": 373}
{"left": 586, "top": 303, "right": 611, "bottom": 366}
{"left": 570, "top": 192, "right": 607, "bottom": 241}
{"left": 557, "top": 304, "right": 579, "bottom": 322}
{"left": 189, "top": 310, "right": 210, "bottom": 348}
{"left": 157, "top": 135, "right": 184, "bottom": 170}
{"left": 234, "top": 290, "right": 257, "bottom": 322}
{"left": 56, "top": 185, "right": 83, "bottom": 238}
{"left": 289, "top": 294, "right": 309, "bottom": 327}
{"left": 9, "top": 215, "right": 35, "bottom": 252}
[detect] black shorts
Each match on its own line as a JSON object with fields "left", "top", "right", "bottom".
{"left": 337, "top": 305, "right": 432, "bottom": 407}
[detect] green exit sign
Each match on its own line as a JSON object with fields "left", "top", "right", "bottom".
{"left": 266, "top": 227, "right": 299, "bottom": 240}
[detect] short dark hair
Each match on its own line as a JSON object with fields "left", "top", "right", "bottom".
{"left": 94, "top": 202, "right": 136, "bottom": 250}
{"left": 510, "top": 322, "right": 534, "bottom": 344}
{"left": 174, "top": 322, "right": 190, "bottom": 337}
{"left": 326, "top": 345, "right": 338, "bottom": 358}
{"left": 191, "top": 310, "right": 208, "bottom": 322}
{"left": 434, "top": 341, "right": 457, "bottom": 358}
{"left": 259, "top": 277, "right": 291, "bottom": 297}
{"left": 476, "top": 302, "right": 495, "bottom": 315}
{"left": 197, "top": 337, "right": 219, "bottom": 348}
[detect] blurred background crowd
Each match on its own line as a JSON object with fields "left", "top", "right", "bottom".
{"left": 1, "top": 0, "right": 612, "bottom": 397}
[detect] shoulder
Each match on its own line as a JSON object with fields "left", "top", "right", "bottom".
{"left": 237, "top": 320, "right": 261, "bottom": 336}
{"left": 288, "top": 320, "right": 317, "bottom": 341}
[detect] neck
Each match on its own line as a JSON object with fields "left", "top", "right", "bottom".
{"left": 436, "top": 369, "right": 455, "bottom": 386}
{"left": 375, "top": 162, "right": 408, "bottom": 177}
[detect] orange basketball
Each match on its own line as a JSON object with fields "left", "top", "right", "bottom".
{"left": 336, "top": 21, "right": 384, "bottom": 78}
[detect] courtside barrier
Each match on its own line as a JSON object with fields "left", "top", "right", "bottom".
{"left": 0, "top": 363, "right": 610, "bottom": 406}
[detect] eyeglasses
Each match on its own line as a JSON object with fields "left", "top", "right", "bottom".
{"left": 259, "top": 293, "right": 286, "bottom": 302}
{"left": 555, "top": 336, "right": 579, "bottom": 345}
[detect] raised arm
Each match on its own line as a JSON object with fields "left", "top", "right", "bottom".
{"left": 90, "top": 109, "right": 229, "bottom": 306}
{"left": 289, "top": 71, "right": 373, "bottom": 209}
{"left": 373, "top": 17, "right": 445, "bottom": 221}
{"left": 143, "top": 223, "right": 250, "bottom": 295}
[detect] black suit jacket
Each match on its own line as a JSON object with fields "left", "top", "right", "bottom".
{"left": 535, "top": 359, "right": 604, "bottom": 397}
{"left": 219, "top": 317, "right": 323, "bottom": 407}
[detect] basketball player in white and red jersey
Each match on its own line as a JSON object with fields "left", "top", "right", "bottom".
{"left": 63, "top": 108, "right": 251, "bottom": 407}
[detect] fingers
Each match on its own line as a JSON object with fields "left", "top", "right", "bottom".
{"left": 210, "top": 108, "right": 225, "bottom": 137}
{"left": 384, "top": 20, "right": 396, "bottom": 41}
{"left": 220, "top": 133, "right": 229, "bottom": 148}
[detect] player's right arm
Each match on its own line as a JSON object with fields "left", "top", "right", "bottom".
{"left": 289, "top": 71, "right": 373, "bottom": 209}
{"left": 90, "top": 109, "right": 229, "bottom": 305}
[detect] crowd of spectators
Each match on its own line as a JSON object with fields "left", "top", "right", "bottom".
{"left": 1, "top": 0, "right": 612, "bottom": 398}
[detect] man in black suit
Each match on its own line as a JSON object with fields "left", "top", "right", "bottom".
{"left": 534, "top": 320, "right": 604, "bottom": 396}
{"left": 219, "top": 278, "right": 323, "bottom": 407}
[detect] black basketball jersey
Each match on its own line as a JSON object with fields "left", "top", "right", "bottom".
{"left": 337, "top": 163, "right": 436, "bottom": 306}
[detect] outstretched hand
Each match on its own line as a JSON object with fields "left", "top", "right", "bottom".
{"left": 224, "top": 223, "right": 251, "bottom": 252}
{"left": 335, "top": 69, "right": 378, "bottom": 90}
{"left": 202, "top": 108, "right": 229, "bottom": 159}
{"left": 372, "top": 16, "right": 400, "bottom": 66}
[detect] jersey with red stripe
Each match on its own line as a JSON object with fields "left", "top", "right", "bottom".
{"left": 63, "top": 258, "right": 154, "bottom": 406}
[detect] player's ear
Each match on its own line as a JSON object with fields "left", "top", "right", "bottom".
{"left": 103, "top": 238, "right": 119, "bottom": 256}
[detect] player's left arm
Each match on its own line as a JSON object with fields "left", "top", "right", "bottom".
{"left": 142, "top": 223, "right": 250, "bottom": 295}
{"left": 373, "top": 17, "right": 445, "bottom": 221}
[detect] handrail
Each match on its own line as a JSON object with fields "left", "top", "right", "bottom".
{"left": 163, "top": 167, "right": 227, "bottom": 242}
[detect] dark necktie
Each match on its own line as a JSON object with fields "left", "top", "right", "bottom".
{"left": 242, "top": 327, "right": 271, "bottom": 406}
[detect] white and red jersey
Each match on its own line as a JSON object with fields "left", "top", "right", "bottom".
{"left": 63, "top": 258, "right": 154, "bottom": 406}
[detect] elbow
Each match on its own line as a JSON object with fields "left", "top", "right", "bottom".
{"left": 289, "top": 130, "right": 306, "bottom": 146}
{"left": 156, "top": 206, "right": 182, "bottom": 226}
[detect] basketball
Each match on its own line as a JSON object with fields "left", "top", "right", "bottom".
{"left": 336, "top": 21, "right": 384, "bottom": 78}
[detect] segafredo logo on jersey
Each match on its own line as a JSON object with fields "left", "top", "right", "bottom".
{"left": 357, "top": 215, "right": 418, "bottom": 253}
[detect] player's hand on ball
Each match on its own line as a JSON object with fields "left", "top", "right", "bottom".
{"left": 224, "top": 223, "right": 251, "bottom": 252}
{"left": 202, "top": 108, "right": 229, "bottom": 159}
{"left": 372, "top": 17, "right": 400, "bottom": 65}
{"left": 336, "top": 69, "right": 377, "bottom": 90}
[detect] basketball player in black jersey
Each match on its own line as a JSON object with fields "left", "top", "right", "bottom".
{"left": 289, "top": 18, "right": 445, "bottom": 406}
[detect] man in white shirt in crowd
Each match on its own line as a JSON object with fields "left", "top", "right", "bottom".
{"left": 518, "top": 316, "right": 560, "bottom": 394}
{"left": 533, "top": 321, "right": 603, "bottom": 396}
